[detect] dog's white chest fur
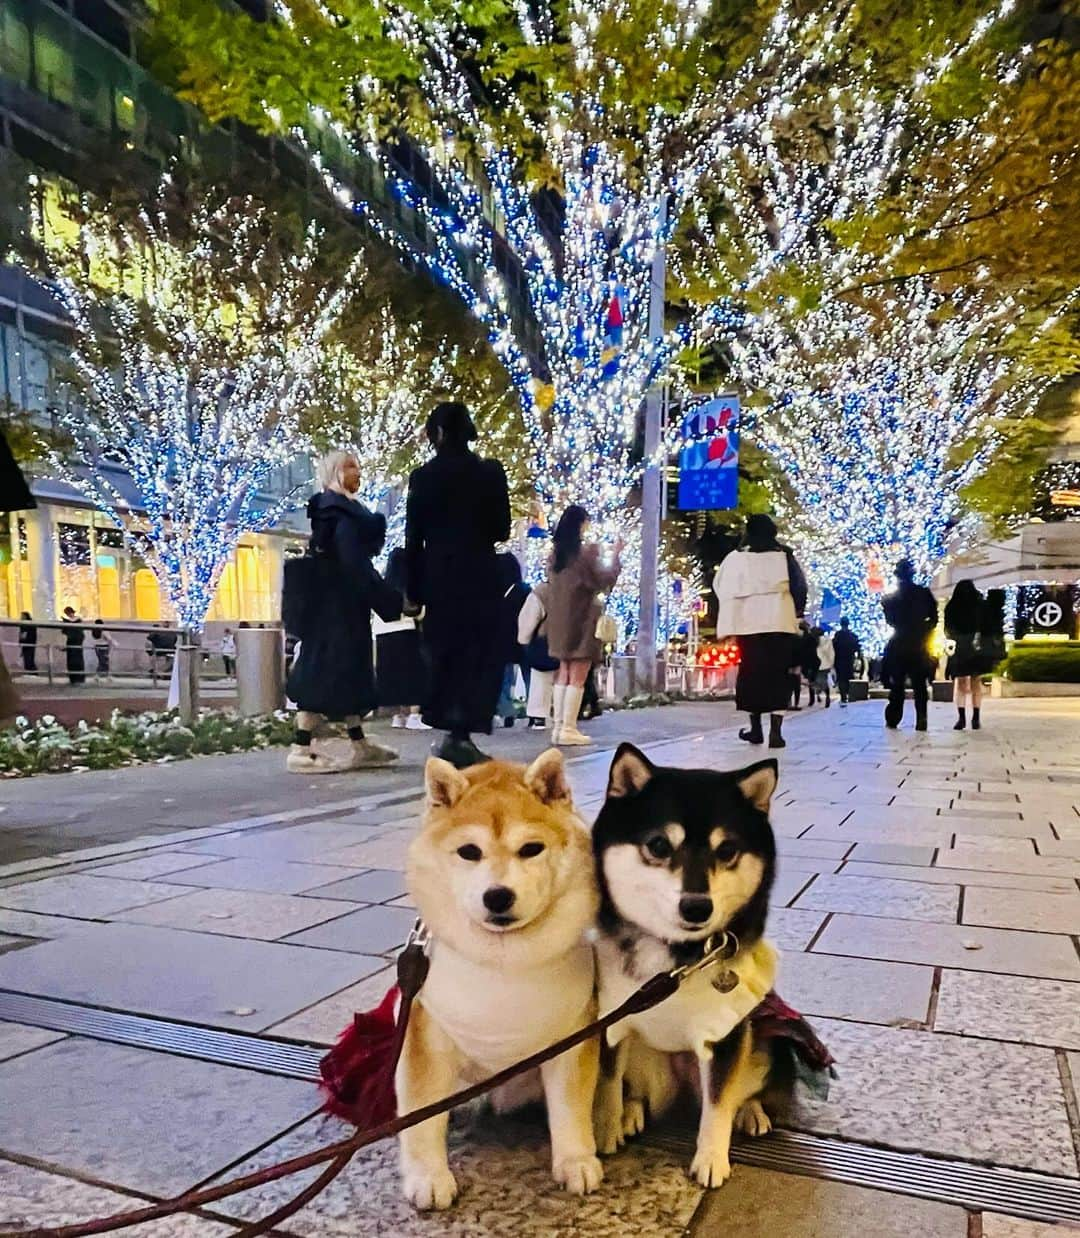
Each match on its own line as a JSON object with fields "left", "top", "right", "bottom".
{"left": 419, "top": 939, "right": 595, "bottom": 1073}
{"left": 597, "top": 935, "right": 777, "bottom": 1058}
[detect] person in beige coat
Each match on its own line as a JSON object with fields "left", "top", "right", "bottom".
{"left": 544, "top": 505, "right": 622, "bottom": 745}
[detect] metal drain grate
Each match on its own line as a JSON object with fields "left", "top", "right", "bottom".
{"left": 0, "top": 990, "right": 323, "bottom": 1080}
{"left": 645, "top": 1127, "right": 1080, "bottom": 1226}
{"left": 4, "top": 989, "right": 1079, "bottom": 1225}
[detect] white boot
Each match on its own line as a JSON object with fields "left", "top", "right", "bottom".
{"left": 551, "top": 684, "right": 568, "bottom": 745}
{"left": 557, "top": 686, "right": 594, "bottom": 746}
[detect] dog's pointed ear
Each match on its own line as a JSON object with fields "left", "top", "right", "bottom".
{"left": 525, "top": 748, "right": 572, "bottom": 805}
{"left": 425, "top": 757, "right": 468, "bottom": 809}
{"left": 735, "top": 759, "right": 779, "bottom": 814}
{"left": 607, "top": 743, "right": 654, "bottom": 799}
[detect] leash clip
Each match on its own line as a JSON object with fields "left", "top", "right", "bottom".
{"left": 405, "top": 918, "right": 432, "bottom": 954}
{"left": 670, "top": 930, "right": 738, "bottom": 982}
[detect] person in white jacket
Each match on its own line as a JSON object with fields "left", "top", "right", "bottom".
{"left": 712, "top": 513, "right": 807, "bottom": 750}
{"left": 815, "top": 628, "right": 836, "bottom": 708}
{"left": 517, "top": 581, "right": 557, "bottom": 728}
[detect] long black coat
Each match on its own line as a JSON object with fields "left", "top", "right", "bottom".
{"left": 832, "top": 628, "right": 861, "bottom": 679}
{"left": 287, "top": 492, "right": 401, "bottom": 718}
{"left": 404, "top": 447, "right": 511, "bottom": 733}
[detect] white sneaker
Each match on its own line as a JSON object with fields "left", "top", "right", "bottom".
{"left": 286, "top": 744, "right": 339, "bottom": 774}
{"left": 405, "top": 714, "right": 431, "bottom": 731}
{"left": 342, "top": 739, "right": 399, "bottom": 769}
{"left": 391, "top": 715, "right": 407, "bottom": 729}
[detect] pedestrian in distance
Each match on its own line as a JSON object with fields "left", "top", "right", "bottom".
{"left": 544, "top": 504, "right": 623, "bottom": 746}
{"left": 220, "top": 628, "right": 236, "bottom": 677}
{"left": 90, "top": 621, "right": 115, "bottom": 681}
{"left": 376, "top": 548, "right": 430, "bottom": 732}
{"left": 18, "top": 612, "right": 37, "bottom": 673}
{"left": 882, "top": 559, "right": 938, "bottom": 732}
{"left": 945, "top": 581, "right": 1005, "bottom": 731}
{"left": 712, "top": 512, "right": 807, "bottom": 750}
{"left": 832, "top": 617, "right": 861, "bottom": 705}
{"left": 494, "top": 552, "right": 529, "bottom": 729}
{"left": 517, "top": 579, "right": 558, "bottom": 728}
{"left": 815, "top": 627, "right": 835, "bottom": 707}
{"left": 404, "top": 401, "right": 511, "bottom": 769}
{"left": 799, "top": 621, "right": 821, "bottom": 705}
{"left": 284, "top": 450, "right": 402, "bottom": 774}
{"left": 61, "top": 606, "right": 86, "bottom": 686}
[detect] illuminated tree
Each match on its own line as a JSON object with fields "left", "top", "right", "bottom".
{"left": 37, "top": 176, "right": 362, "bottom": 630}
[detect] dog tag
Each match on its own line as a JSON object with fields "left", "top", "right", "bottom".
{"left": 711, "top": 970, "right": 739, "bottom": 994}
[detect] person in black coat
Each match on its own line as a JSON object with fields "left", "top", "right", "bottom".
{"left": 404, "top": 402, "right": 511, "bottom": 768}
{"left": 1, "top": 430, "right": 35, "bottom": 720}
{"left": 832, "top": 617, "right": 861, "bottom": 706}
{"left": 18, "top": 612, "right": 37, "bottom": 673}
{"left": 882, "top": 558, "right": 938, "bottom": 731}
{"left": 286, "top": 451, "right": 402, "bottom": 774}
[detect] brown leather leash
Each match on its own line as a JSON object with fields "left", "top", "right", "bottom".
{"left": 7, "top": 929, "right": 739, "bottom": 1238}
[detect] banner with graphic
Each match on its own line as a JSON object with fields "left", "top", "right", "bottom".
{"left": 676, "top": 395, "right": 739, "bottom": 511}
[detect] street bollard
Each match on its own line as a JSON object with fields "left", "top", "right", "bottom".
{"left": 236, "top": 626, "right": 284, "bottom": 717}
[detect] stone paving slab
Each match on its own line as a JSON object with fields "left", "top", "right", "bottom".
{"left": 88, "top": 851, "right": 231, "bottom": 880}
{"left": 938, "top": 847, "right": 1080, "bottom": 879}
{"left": 686, "top": 1165, "right": 968, "bottom": 1237}
{"left": 304, "top": 868, "right": 409, "bottom": 904}
{"left": 793, "top": 874, "right": 959, "bottom": 922}
{"left": 0, "top": 1019, "right": 66, "bottom": 1062}
{"left": 846, "top": 842, "right": 937, "bottom": 865}
{"left": 0, "top": 922, "right": 379, "bottom": 1031}
{"left": 770, "top": 870, "right": 815, "bottom": 907}
{"left": 812, "top": 913, "right": 1080, "bottom": 980}
{"left": 962, "top": 887, "right": 1080, "bottom": 934}
{"left": 795, "top": 1018, "right": 1078, "bottom": 1176}
{"left": 0, "top": 874, "right": 185, "bottom": 918}
{"left": 264, "top": 964, "right": 395, "bottom": 1043}
{"left": 981, "top": 1215, "right": 1080, "bottom": 1238}
{"left": 204, "top": 1110, "right": 703, "bottom": 1238}
{"left": 774, "top": 953, "right": 933, "bottom": 1027}
{"left": 283, "top": 903, "right": 418, "bottom": 955}
{"left": 935, "top": 972, "right": 1080, "bottom": 1051}
{"left": 837, "top": 862, "right": 1077, "bottom": 892}
{"left": 768, "top": 908, "right": 828, "bottom": 952}
{"left": 112, "top": 887, "right": 359, "bottom": 941}
{"left": 0, "top": 1039, "right": 317, "bottom": 1196}
{"left": 0, "top": 1159, "right": 228, "bottom": 1238}
{"left": 157, "top": 857, "right": 365, "bottom": 895}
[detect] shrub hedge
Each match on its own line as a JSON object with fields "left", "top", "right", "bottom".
{"left": 1002, "top": 642, "right": 1080, "bottom": 683}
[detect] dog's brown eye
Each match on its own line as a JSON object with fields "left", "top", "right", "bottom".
{"left": 519, "top": 842, "right": 545, "bottom": 858}
{"left": 644, "top": 835, "right": 673, "bottom": 860}
{"left": 457, "top": 844, "right": 482, "bottom": 861}
{"left": 715, "top": 841, "right": 740, "bottom": 865}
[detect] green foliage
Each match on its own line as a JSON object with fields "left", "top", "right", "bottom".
{"left": 0, "top": 709, "right": 295, "bottom": 778}
{"left": 1003, "top": 642, "right": 1080, "bottom": 683}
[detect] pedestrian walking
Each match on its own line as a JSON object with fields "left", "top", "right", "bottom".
{"left": 517, "top": 580, "right": 558, "bottom": 728}
{"left": 713, "top": 513, "right": 807, "bottom": 750}
{"left": 220, "top": 628, "right": 236, "bottom": 677}
{"left": 945, "top": 580, "right": 1005, "bottom": 731}
{"left": 799, "top": 622, "right": 821, "bottom": 705}
{"left": 494, "top": 552, "right": 529, "bottom": 729}
{"left": 832, "top": 617, "right": 861, "bottom": 705}
{"left": 61, "top": 606, "right": 86, "bottom": 685}
{"left": 284, "top": 450, "right": 402, "bottom": 774}
{"left": 18, "top": 612, "right": 37, "bottom": 672}
{"left": 90, "top": 621, "right": 115, "bottom": 680}
{"left": 544, "top": 505, "right": 622, "bottom": 747}
{"left": 404, "top": 402, "right": 511, "bottom": 769}
{"left": 376, "top": 548, "right": 430, "bottom": 732}
{"left": 882, "top": 559, "right": 938, "bottom": 731}
{"left": 815, "top": 627, "right": 835, "bottom": 707}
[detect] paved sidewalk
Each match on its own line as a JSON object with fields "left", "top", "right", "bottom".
{"left": 1, "top": 698, "right": 1079, "bottom": 1236}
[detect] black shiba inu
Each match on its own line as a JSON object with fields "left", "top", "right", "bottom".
{"left": 592, "top": 742, "right": 830, "bottom": 1188}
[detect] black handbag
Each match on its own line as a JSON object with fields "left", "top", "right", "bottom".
{"left": 282, "top": 552, "right": 332, "bottom": 639}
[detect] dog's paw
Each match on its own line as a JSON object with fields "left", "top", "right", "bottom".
{"left": 554, "top": 1154, "right": 604, "bottom": 1195}
{"left": 689, "top": 1147, "right": 732, "bottom": 1189}
{"left": 735, "top": 1099, "right": 772, "bottom": 1138}
{"left": 594, "top": 1104, "right": 625, "bottom": 1155}
{"left": 402, "top": 1167, "right": 458, "bottom": 1211}
{"left": 622, "top": 1098, "right": 646, "bottom": 1140}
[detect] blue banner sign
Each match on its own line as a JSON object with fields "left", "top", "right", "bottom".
{"left": 676, "top": 395, "right": 740, "bottom": 511}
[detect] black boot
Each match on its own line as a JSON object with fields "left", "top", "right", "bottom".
{"left": 954, "top": 708, "right": 966, "bottom": 731}
{"left": 971, "top": 708, "right": 981, "bottom": 731}
{"left": 739, "top": 713, "right": 764, "bottom": 744}
{"left": 915, "top": 712, "right": 928, "bottom": 732}
{"left": 768, "top": 715, "right": 786, "bottom": 749}
{"left": 433, "top": 734, "right": 492, "bottom": 769}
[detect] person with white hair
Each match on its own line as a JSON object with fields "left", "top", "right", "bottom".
{"left": 284, "top": 450, "right": 402, "bottom": 772}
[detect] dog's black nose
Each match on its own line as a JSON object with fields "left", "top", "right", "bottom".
{"left": 679, "top": 894, "right": 713, "bottom": 924}
{"left": 483, "top": 886, "right": 516, "bottom": 914}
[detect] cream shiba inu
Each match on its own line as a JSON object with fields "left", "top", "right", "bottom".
{"left": 396, "top": 749, "right": 602, "bottom": 1210}
{"left": 592, "top": 744, "right": 785, "bottom": 1189}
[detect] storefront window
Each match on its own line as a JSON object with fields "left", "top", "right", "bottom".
{"left": 0, "top": 516, "right": 31, "bottom": 619}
